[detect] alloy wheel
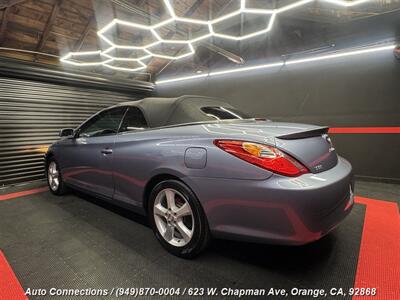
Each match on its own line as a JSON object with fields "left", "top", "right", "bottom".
{"left": 48, "top": 161, "right": 60, "bottom": 192}
{"left": 153, "top": 188, "right": 194, "bottom": 247}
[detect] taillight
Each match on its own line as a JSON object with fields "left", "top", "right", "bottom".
{"left": 214, "top": 140, "right": 309, "bottom": 177}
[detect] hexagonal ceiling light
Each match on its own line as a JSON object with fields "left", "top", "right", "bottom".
{"left": 210, "top": 12, "right": 276, "bottom": 41}
{"left": 60, "top": 0, "right": 373, "bottom": 72}
{"left": 321, "top": 0, "right": 371, "bottom": 7}
{"left": 100, "top": 47, "right": 152, "bottom": 61}
{"left": 103, "top": 60, "right": 147, "bottom": 72}
{"left": 96, "top": 19, "right": 196, "bottom": 61}
{"left": 146, "top": 42, "right": 195, "bottom": 60}
{"left": 97, "top": 19, "right": 161, "bottom": 50}
{"left": 60, "top": 50, "right": 112, "bottom": 66}
{"left": 162, "top": 0, "right": 372, "bottom": 42}
{"left": 153, "top": 19, "right": 211, "bottom": 44}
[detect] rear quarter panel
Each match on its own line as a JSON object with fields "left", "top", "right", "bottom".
{"left": 112, "top": 125, "right": 272, "bottom": 209}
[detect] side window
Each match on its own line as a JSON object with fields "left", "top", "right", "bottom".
{"left": 200, "top": 106, "right": 250, "bottom": 120}
{"left": 119, "top": 107, "right": 148, "bottom": 132}
{"left": 79, "top": 107, "right": 127, "bottom": 137}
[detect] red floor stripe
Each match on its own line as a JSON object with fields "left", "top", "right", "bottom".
{"left": 0, "top": 186, "right": 48, "bottom": 201}
{"left": 329, "top": 127, "right": 400, "bottom": 134}
{"left": 353, "top": 197, "right": 400, "bottom": 300}
{"left": 0, "top": 251, "right": 27, "bottom": 300}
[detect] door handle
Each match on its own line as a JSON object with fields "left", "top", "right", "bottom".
{"left": 101, "top": 148, "right": 113, "bottom": 155}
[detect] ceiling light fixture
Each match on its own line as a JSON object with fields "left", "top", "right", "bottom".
{"left": 103, "top": 60, "right": 147, "bottom": 72}
{"left": 100, "top": 46, "right": 153, "bottom": 61}
{"left": 285, "top": 44, "right": 395, "bottom": 65}
{"left": 211, "top": 14, "right": 276, "bottom": 41}
{"left": 60, "top": 0, "right": 373, "bottom": 71}
{"left": 60, "top": 50, "right": 112, "bottom": 66}
{"left": 148, "top": 43, "right": 195, "bottom": 60}
{"left": 155, "top": 44, "right": 395, "bottom": 84}
{"left": 275, "top": 0, "right": 314, "bottom": 13}
{"left": 321, "top": 0, "right": 371, "bottom": 7}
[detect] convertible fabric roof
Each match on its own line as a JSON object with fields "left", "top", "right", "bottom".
{"left": 119, "top": 95, "right": 233, "bottom": 128}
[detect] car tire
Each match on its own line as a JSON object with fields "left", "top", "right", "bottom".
{"left": 148, "top": 180, "right": 210, "bottom": 258}
{"left": 46, "top": 158, "right": 68, "bottom": 195}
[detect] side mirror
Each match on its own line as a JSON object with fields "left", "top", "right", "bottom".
{"left": 59, "top": 128, "right": 74, "bottom": 138}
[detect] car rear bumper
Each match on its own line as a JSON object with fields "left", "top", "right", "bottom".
{"left": 184, "top": 157, "right": 354, "bottom": 245}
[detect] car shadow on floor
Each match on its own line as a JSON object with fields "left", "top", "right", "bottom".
{"left": 210, "top": 235, "right": 335, "bottom": 272}
{"left": 72, "top": 189, "right": 149, "bottom": 227}
{"left": 67, "top": 189, "right": 335, "bottom": 272}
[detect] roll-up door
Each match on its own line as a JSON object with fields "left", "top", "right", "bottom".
{"left": 0, "top": 77, "right": 150, "bottom": 186}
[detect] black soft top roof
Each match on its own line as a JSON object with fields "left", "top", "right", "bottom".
{"left": 119, "top": 95, "right": 234, "bottom": 128}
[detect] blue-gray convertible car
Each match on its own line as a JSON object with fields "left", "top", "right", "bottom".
{"left": 45, "top": 95, "right": 354, "bottom": 258}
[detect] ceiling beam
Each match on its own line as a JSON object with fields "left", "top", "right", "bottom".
{"left": 0, "top": 5, "right": 10, "bottom": 45}
{"left": 184, "top": 0, "right": 205, "bottom": 17}
{"left": 164, "top": 0, "right": 205, "bottom": 40}
{"left": 36, "top": 0, "right": 61, "bottom": 51}
{"left": 74, "top": 16, "right": 95, "bottom": 51}
{"left": 112, "top": 0, "right": 156, "bottom": 23}
{"left": 0, "top": 0, "right": 25, "bottom": 9}
{"left": 203, "top": 43, "right": 244, "bottom": 64}
{"left": 112, "top": 0, "right": 201, "bottom": 35}
{"left": 135, "top": 0, "right": 146, "bottom": 6}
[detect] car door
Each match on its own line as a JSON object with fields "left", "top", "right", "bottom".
{"left": 61, "top": 106, "right": 127, "bottom": 198}
{"left": 112, "top": 106, "right": 150, "bottom": 207}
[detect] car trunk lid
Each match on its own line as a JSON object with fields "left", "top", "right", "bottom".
{"left": 206, "top": 120, "right": 338, "bottom": 173}
{"left": 275, "top": 127, "right": 338, "bottom": 174}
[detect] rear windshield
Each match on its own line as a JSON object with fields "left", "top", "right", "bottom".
{"left": 200, "top": 106, "right": 250, "bottom": 120}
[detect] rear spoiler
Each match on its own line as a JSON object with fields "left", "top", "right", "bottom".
{"left": 277, "top": 127, "right": 329, "bottom": 140}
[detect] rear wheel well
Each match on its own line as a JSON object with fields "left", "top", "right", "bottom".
{"left": 143, "top": 174, "right": 181, "bottom": 214}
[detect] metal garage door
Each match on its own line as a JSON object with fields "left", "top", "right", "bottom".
{"left": 0, "top": 77, "right": 150, "bottom": 187}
